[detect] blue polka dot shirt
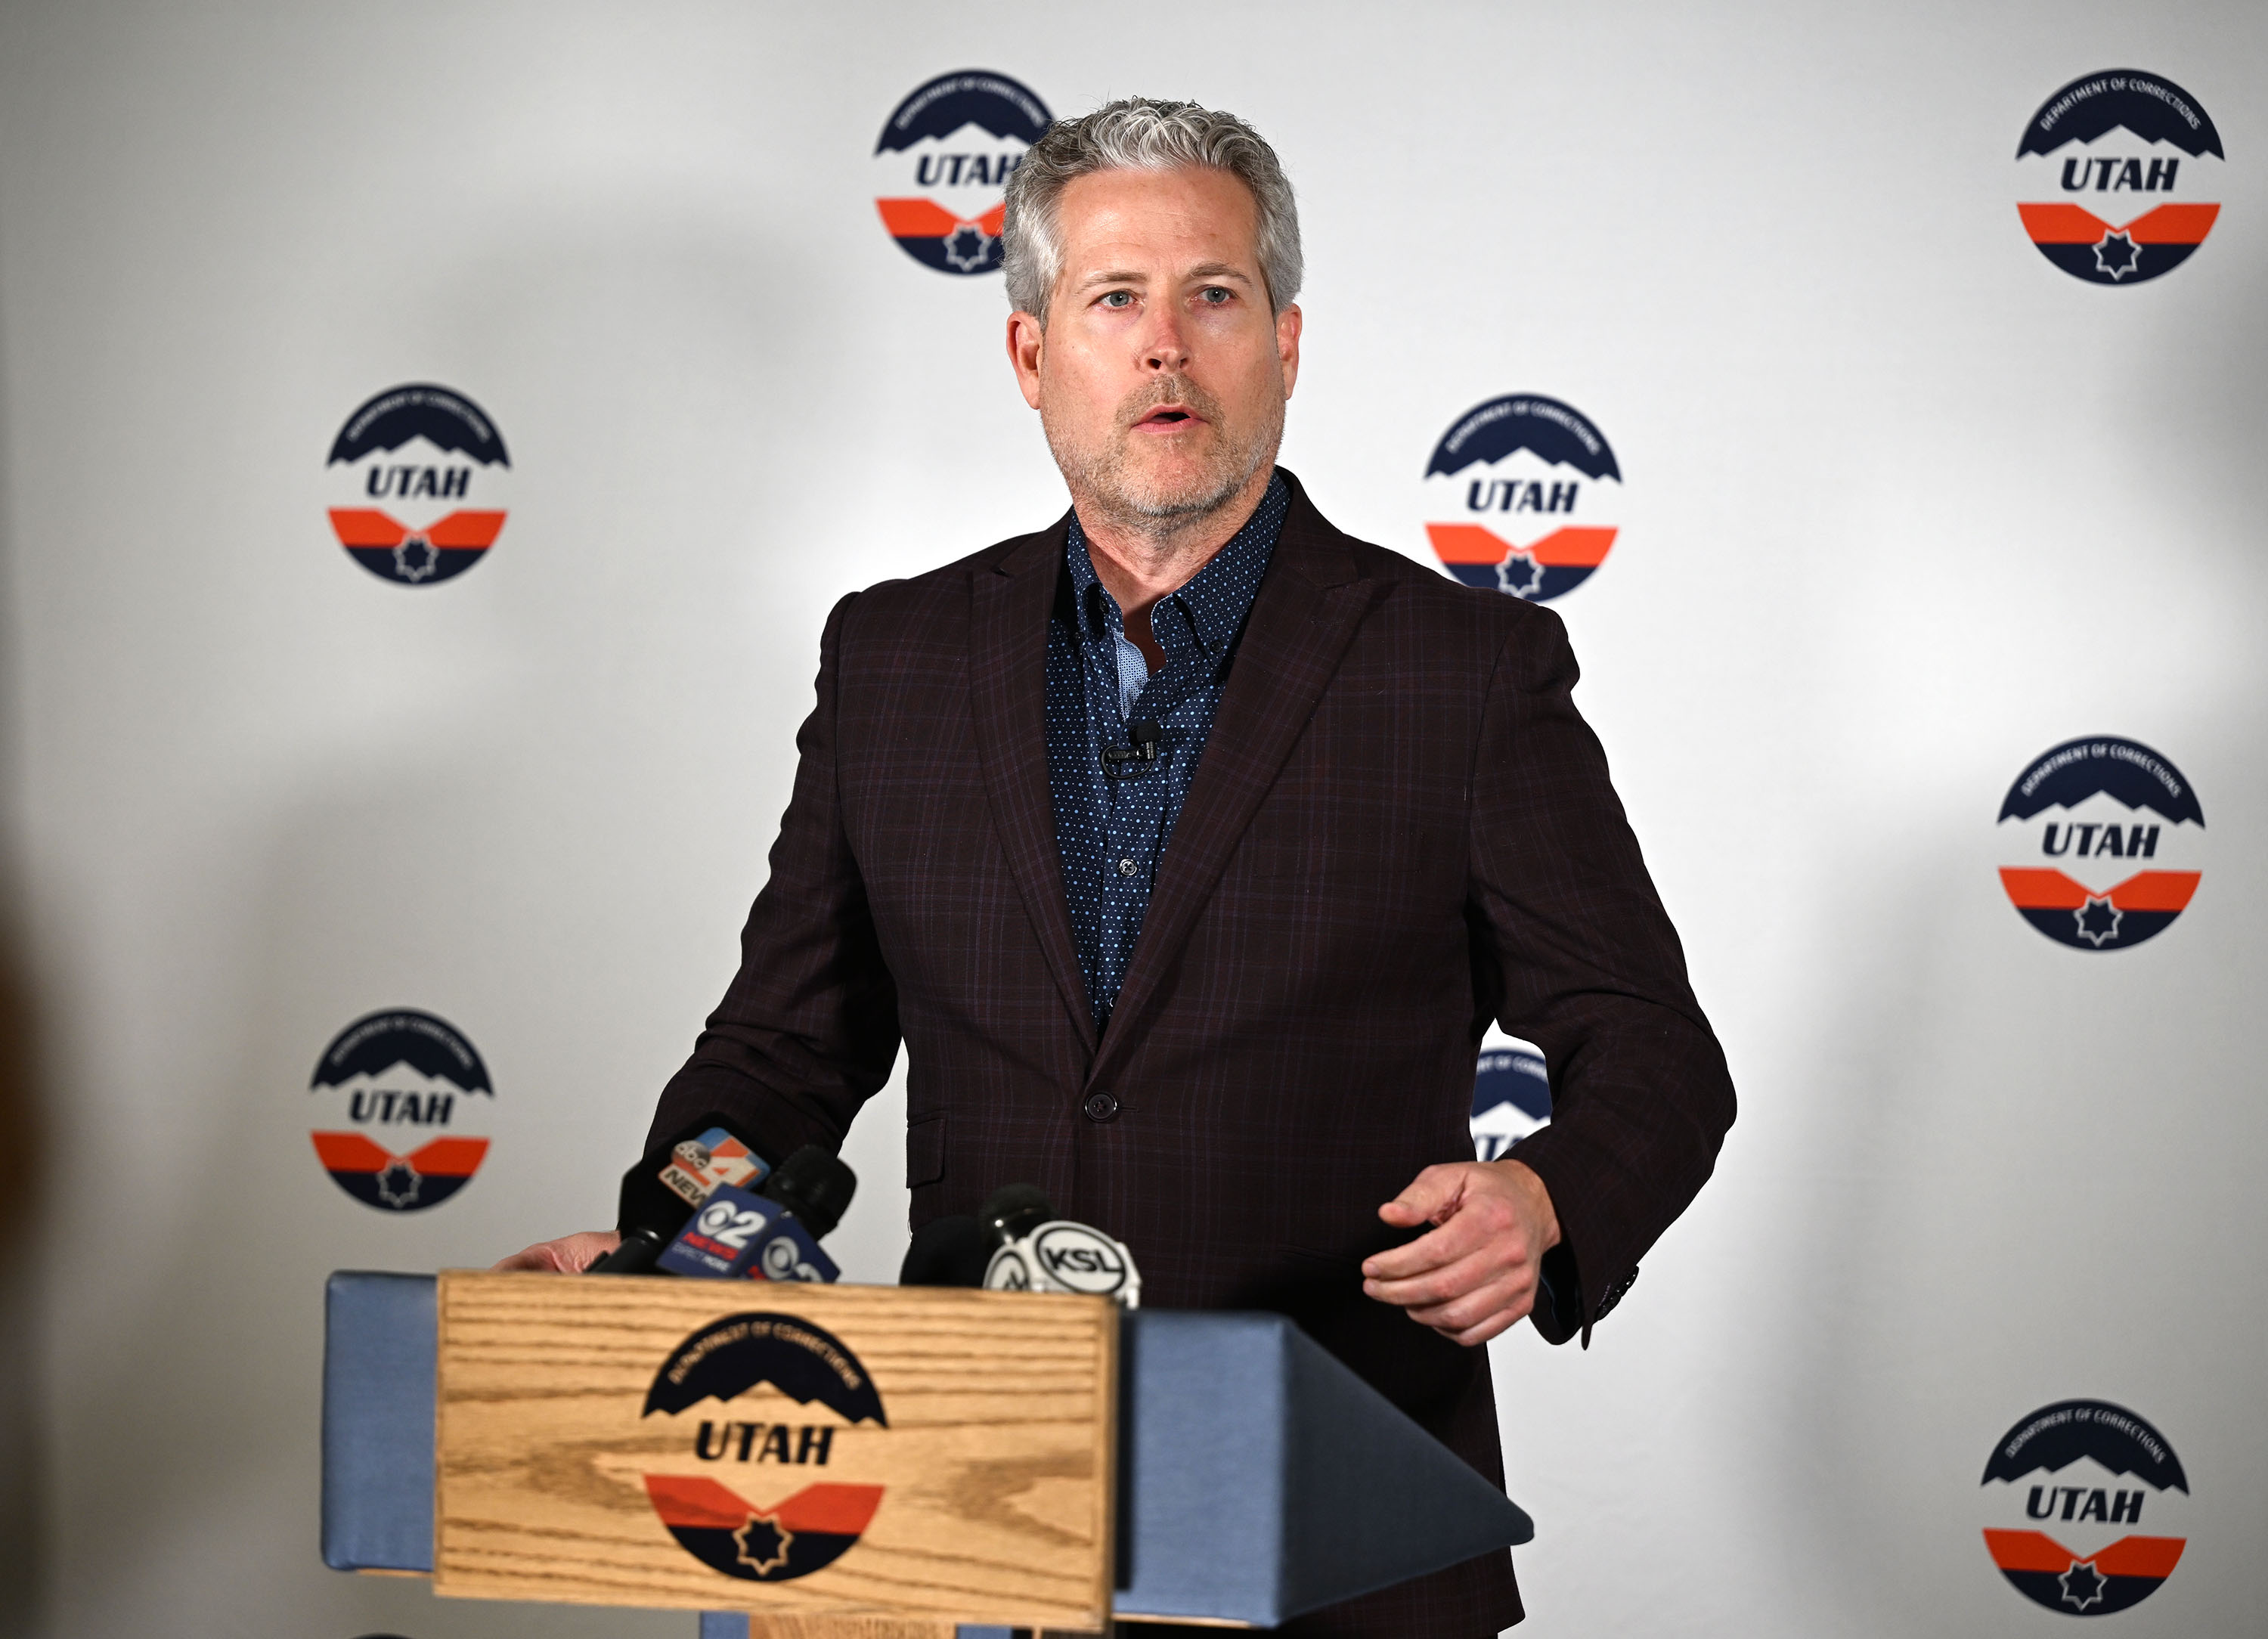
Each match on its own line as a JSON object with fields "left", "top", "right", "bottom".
{"left": 1044, "top": 472, "right": 1290, "bottom": 1030}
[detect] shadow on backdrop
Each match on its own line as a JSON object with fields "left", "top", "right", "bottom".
{"left": 0, "top": 318, "right": 48, "bottom": 1639}
{"left": 0, "top": 921, "right": 42, "bottom": 1639}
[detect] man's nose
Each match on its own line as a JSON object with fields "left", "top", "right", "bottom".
{"left": 1141, "top": 311, "right": 1189, "bottom": 372}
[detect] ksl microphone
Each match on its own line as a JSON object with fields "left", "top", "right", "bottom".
{"left": 587, "top": 1114, "right": 773, "bottom": 1275}
{"left": 657, "top": 1145, "right": 857, "bottom": 1284}
{"left": 976, "top": 1182, "right": 1142, "bottom": 1307}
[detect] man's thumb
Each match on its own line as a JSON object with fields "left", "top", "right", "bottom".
{"left": 1378, "top": 1163, "right": 1464, "bottom": 1226}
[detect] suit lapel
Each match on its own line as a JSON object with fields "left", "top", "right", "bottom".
{"left": 967, "top": 519, "right": 1100, "bottom": 1055}
{"left": 1089, "top": 483, "right": 1383, "bottom": 1087}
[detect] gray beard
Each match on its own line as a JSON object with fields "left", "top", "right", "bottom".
{"left": 1044, "top": 376, "right": 1282, "bottom": 537}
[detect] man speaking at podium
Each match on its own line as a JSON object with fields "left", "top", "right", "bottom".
{"left": 508, "top": 98, "right": 1734, "bottom": 1635}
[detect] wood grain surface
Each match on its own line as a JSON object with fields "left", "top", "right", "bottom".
{"left": 744, "top": 1618, "right": 956, "bottom": 1639}
{"left": 432, "top": 1272, "right": 1116, "bottom": 1629}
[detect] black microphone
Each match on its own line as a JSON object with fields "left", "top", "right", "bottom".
{"left": 897, "top": 1185, "right": 1045, "bottom": 1288}
{"left": 980, "top": 1182, "right": 1054, "bottom": 1248}
{"left": 1101, "top": 720, "right": 1162, "bottom": 772}
{"left": 760, "top": 1144, "right": 857, "bottom": 1240}
{"left": 587, "top": 1114, "right": 772, "bottom": 1275}
{"left": 899, "top": 1216, "right": 990, "bottom": 1287}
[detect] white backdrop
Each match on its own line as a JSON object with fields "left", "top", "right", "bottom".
{"left": 2, "top": 3, "right": 2264, "bottom": 1635}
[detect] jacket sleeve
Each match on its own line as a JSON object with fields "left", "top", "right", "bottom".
{"left": 647, "top": 592, "right": 902, "bottom": 1163}
{"left": 1466, "top": 602, "right": 1735, "bottom": 1343}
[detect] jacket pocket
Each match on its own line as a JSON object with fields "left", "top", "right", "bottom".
{"left": 906, "top": 1112, "right": 946, "bottom": 1188}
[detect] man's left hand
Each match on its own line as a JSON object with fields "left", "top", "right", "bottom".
{"left": 1362, "top": 1159, "right": 1563, "bottom": 1346}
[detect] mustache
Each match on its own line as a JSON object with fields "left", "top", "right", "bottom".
{"left": 1119, "top": 374, "right": 1223, "bottom": 427}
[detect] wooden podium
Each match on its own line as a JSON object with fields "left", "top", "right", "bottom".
{"left": 323, "top": 1270, "right": 1533, "bottom": 1634}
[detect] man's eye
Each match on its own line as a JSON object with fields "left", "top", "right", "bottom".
{"left": 1198, "top": 287, "right": 1232, "bottom": 305}
{"left": 1099, "top": 291, "right": 1134, "bottom": 308}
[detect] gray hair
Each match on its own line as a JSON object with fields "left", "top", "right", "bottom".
{"left": 1002, "top": 97, "right": 1303, "bottom": 323}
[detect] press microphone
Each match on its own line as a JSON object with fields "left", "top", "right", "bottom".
{"left": 587, "top": 1114, "right": 772, "bottom": 1275}
{"left": 899, "top": 1215, "right": 990, "bottom": 1287}
{"left": 976, "top": 1183, "right": 1142, "bottom": 1306}
{"left": 657, "top": 1144, "right": 857, "bottom": 1284}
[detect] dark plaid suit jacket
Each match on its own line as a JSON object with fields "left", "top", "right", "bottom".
{"left": 652, "top": 471, "right": 1736, "bottom": 1636}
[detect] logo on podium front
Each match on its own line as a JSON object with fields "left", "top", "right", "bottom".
{"left": 1995, "top": 737, "right": 2203, "bottom": 950}
{"left": 1421, "top": 395, "right": 1623, "bottom": 603}
{"left": 324, "top": 383, "right": 510, "bottom": 585}
{"left": 2015, "top": 70, "right": 2223, "bottom": 285}
{"left": 872, "top": 71, "right": 1052, "bottom": 277}
{"left": 308, "top": 1009, "right": 493, "bottom": 1210}
{"left": 641, "top": 1313, "right": 888, "bottom": 1581}
{"left": 1980, "top": 1400, "right": 2189, "bottom": 1615}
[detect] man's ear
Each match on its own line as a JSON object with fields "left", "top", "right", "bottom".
{"left": 1276, "top": 302, "right": 1303, "bottom": 400}
{"left": 1006, "top": 310, "right": 1046, "bottom": 410}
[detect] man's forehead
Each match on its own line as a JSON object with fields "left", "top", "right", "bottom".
{"left": 1057, "top": 167, "right": 1262, "bottom": 274}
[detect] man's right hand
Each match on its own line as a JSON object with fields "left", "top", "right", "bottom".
{"left": 492, "top": 1230, "right": 620, "bottom": 1272}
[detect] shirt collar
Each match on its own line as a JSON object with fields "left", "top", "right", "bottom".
{"left": 1064, "top": 470, "right": 1289, "bottom": 657}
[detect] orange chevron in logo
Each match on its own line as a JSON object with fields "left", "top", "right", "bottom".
{"left": 643, "top": 1475, "right": 885, "bottom": 1582}
{"left": 327, "top": 508, "right": 507, "bottom": 550}
{"left": 874, "top": 198, "right": 1009, "bottom": 239}
{"left": 1424, "top": 524, "right": 1616, "bottom": 568}
{"left": 2017, "top": 201, "right": 2220, "bottom": 246}
{"left": 1982, "top": 1529, "right": 2185, "bottom": 1579}
{"left": 1997, "top": 868, "right": 2200, "bottom": 913}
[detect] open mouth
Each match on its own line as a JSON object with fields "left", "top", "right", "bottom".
{"left": 1136, "top": 405, "right": 1199, "bottom": 429}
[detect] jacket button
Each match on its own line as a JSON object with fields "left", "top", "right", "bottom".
{"left": 1082, "top": 1090, "right": 1120, "bottom": 1123}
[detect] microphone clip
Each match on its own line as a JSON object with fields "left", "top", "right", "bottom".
{"left": 1101, "top": 720, "right": 1163, "bottom": 775}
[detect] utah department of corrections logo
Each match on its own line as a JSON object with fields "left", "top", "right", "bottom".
{"left": 324, "top": 383, "right": 510, "bottom": 584}
{"left": 1981, "top": 1400, "right": 2189, "bottom": 1616}
{"left": 2016, "top": 70, "right": 2223, "bottom": 284}
{"left": 1422, "top": 395, "right": 1622, "bottom": 602}
{"left": 872, "top": 70, "right": 1052, "bottom": 276}
{"left": 640, "top": 1313, "right": 887, "bottom": 1582}
{"left": 308, "top": 1009, "right": 492, "bottom": 1210}
{"left": 1996, "top": 737, "right": 2202, "bottom": 950}
{"left": 1470, "top": 1037, "right": 1551, "bottom": 1162}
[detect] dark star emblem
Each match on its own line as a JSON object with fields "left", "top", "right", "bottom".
{"left": 374, "top": 1157, "right": 423, "bottom": 1208}
{"left": 2092, "top": 230, "right": 2143, "bottom": 280}
{"left": 2058, "top": 1555, "right": 2108, "bottom": 1612}
{"left": 2074, "top": 895, "right": 2124, "bottom": 947}
{"left": 941, "top": 224, "right": 993, "bottom": 273}
{"left": 733, "top": 1511, "right": 794, "bottom": 1575}
{"left": 1495, "top": 552, "right": 1545, "bottom": 599}
{"left": 392, "top": 534, "right": 440, "bottom": 582}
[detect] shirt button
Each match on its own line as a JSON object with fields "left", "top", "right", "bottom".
{"left": 1117, "top": 857, "right": 1139, "bottom": 876}
{"left": 1083, "top": 1090, "right": 1120, "bottom": 1123}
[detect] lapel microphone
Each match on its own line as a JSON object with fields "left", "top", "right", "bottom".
{"left": 1101, "top": 720, "right": 1163, "bottom": 773}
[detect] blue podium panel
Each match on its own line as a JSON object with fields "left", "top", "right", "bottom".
{"left": 321, "top": 1270, "right": 437, "bottom": 1572}
{"left": 321, "top": 1275, "right": 1532, "bottom": 1628}
{"left": 1115, "top": 1311, "right": 1532, "bottom": 1628}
